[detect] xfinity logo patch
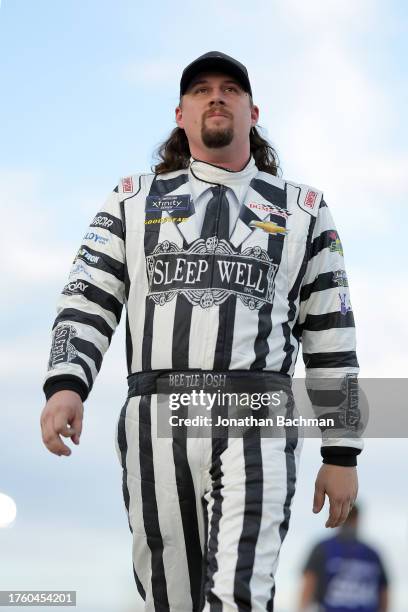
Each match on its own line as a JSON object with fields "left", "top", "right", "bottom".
{"left": 145, "top": 194, "right": 192, "bottom": 213}
{"left": 146, "top": 238, "right": 278, "bottom": 310}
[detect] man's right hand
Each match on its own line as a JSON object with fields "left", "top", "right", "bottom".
{"left": 40, "top": 390, "right": 84, "bottom": 457}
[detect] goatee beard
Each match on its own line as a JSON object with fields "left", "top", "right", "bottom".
{"left": 201, "top": 125, "right": 234, "bottom": 148}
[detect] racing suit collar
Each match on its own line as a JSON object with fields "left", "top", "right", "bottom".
{"left": 188, "top": 155, "right": 257, "bottom": 202}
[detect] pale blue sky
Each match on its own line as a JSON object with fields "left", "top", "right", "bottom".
{"left": 1, "top": 1, "right": 407, "bottom": 611}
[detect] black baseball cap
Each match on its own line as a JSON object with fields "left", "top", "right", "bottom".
{"left": 180, "top": 51, "right": 252, "bottom": 97}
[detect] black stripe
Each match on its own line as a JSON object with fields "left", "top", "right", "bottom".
{"left": 89, "top": 211, "right": 124, "bottom": 239}
{"left": 133, "top": 564, "right": 146, "bottom": 602}
{"left": 266, "top": 584, "right": 275, "bottom": 612}
{"left": 300, "top": 271, "right": 345, "bottom": 302}
{"left": 142, "top": 173, "right": 189, "bottom": 371}
{"left": 71, "top": 355, "right": 93, "bottom": 388}
{"left": 319, "top": 199, "right": 328, "bottom": 208}
{"left": 200, "top": 496, "right": 209, "bottom": 610}
{"left": 266, "top": 397, "right": 298, "bottom": 611}
{"left": 281, "top": 214, "right": 316, "bottom": 373}
{"left": 133, "top": 565, "right": 146, "bottom": 601}
{"left": 303, "top": 350, "right": 358, "bottom": 368}
{"left": 171, "top": 410, "right": 202, "bottom": 609}
{"left": 309, "top": 229, "right": 340, "bottom": 259}
{"left": 75, "top": 244, "right": 124, "bottom": 282}
{"left": 301, "top": 310, "right": 355, "bottom": 332}
{"left": 121, "top": 192, "right": 133, "bottom": 375}
{"left": 61, "top": 281, "right": 123, "bottom": 324}
{"left": 172, "top": 293, "right": 193, "bottom": 369}
{"left": 251, "top": 183, "right": 287, "bottom": 369}
{"left": 234, "top": 433, "right": 263, "bottom": 611}
{"left": 71, "top": 337, "right": 103, "bottom": 372}
{"left": 53, "top": 308, "right": 114, "bottom": 342}
{"left": 117, "top": 398, "right": 131, "bottom": 524}
{"left": 118, "top": 397, "right": 147, "bottom": 602}
{"left": 155, "top": 173, "right": 190, "bottom": 195}
{"left": 139, "top": 394, "right": 170, "bottom": 608}
{"left": 124, "top": 256, "right": 133, "bottom": 375}
{"left": 206, "top": 404, "right": 229, "bottom": 611}
{"left": 125, "top": 314, "right": 133, "bottom": 375}
{"left": 213, "top": 297, "right": 237, "bottom": 370}
{"left": 238, "top": 205, "right": 261, "bottom": 227}
{"left": 205, "top": 449, "right": 225, "bottom": 612}
{"left": 251, "top": 178, "right": 287, "bottom": 208}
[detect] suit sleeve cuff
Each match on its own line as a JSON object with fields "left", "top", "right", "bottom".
{"left": 43, "top": 375, "right": 89, "bottom": 402}
{"left": 321, "top": 446, "right": 362, "bottom": 467}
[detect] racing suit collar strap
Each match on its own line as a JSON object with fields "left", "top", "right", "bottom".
{"left": 189, "top": 155, "right": 256, "bottom": 185}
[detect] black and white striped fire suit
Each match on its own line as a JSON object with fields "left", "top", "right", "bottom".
{"left": 43, "top": 157, "right": 363, "bottom": 611}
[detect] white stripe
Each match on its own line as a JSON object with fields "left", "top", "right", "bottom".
{"left": 299, "top": 287, "right": 351, "bottom": 320}
{"left": 123, "top": 397, "right": 153, "bottom": 596}
{"left": 150, "top": 396, "right": 193, "bottom": 610}
{"left": 206, "top": 438, "right": 246, "bottom": 609}
{"left": 229, "top": 299, "right": 257, "bottom": 368}
{"left": 56, "top": 292, "right": 118, "bottom": 330}
{"left": 302, "top": 327, "right": 357, "bottom": 353}
{"left": 304, "top": 250, "right": 346, "bottom": 287}
{"left": 151, "top": 298, "right": 177, "bottom": 369}
{"left": 250, "top": 437, "right": 291, "bottom": 610}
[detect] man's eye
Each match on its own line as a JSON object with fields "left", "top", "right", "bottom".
{"left": 224, "top": 86, "right": 238, "bottom": 93}
{"left": 195, "top": 87, "right": 208, "bottom": 94}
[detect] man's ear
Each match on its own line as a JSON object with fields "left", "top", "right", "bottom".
{"left": 175, "top": 105, "right": 183, "bottom": 129}
{"left": 251, "top": 104, "right": 260, "bottom": 126}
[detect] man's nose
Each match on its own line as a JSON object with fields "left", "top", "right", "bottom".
{"left": 209, "top": 89, "right": 227, "bottom": 105}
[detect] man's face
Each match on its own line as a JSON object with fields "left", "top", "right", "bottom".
{"left": 175, "top": 72, "right": 259, "bottom": 153}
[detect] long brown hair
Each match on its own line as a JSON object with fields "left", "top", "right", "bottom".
{"left": 152, "top": 100, "right": 281, "bottom": 176}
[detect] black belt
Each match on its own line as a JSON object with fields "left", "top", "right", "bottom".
{"left": 127, "top": 369, "right": 291, "bottom": 398}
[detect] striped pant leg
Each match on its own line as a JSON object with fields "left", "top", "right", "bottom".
{"left": 116, "top": 393, "right": 207, "bottom": 611}
{"left": 202, "top": 434, "right": 303, "bottom": 612}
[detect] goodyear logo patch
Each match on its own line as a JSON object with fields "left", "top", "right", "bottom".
{"left": 145, "top": 217, "right": 188, "bottom": 225}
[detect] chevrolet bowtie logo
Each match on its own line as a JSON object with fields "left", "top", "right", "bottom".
{"left": 249, "top": 220, "right": 289, "bottom": 235}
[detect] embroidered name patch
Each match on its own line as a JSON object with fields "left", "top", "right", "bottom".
{"left": 145, "top": 194, "right": 192, "bottom": 213}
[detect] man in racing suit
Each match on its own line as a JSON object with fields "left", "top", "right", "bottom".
{"left": 40, "top": 52, "right": 362, "bottom": 611}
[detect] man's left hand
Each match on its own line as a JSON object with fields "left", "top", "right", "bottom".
{"left": 313, "top": 464, "right": 358, "bottom": 528}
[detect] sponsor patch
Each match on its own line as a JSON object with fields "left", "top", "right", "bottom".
{"left": 74, "top": 246, "right": 100, "bottom": 265}
{"left": 248, "top": 202, "right": 291, "bottom": 220}
{"left": 146, "top": 238, "right": 278, "bottom": 310}
{"left": 122, "top": 176, "right": 133, "bottom": 193}
{"left": 84, "top": 231, "right": 109, "bottom": 245}
{"left": 91, "top": 214, "right": 113, "bottom": 229}
{"left": 145, "top": 194, "right": 191, "bottom": 213}
{"left": 329, "top": 231, "right": 343, "bottom": 256}
{"left": 304, "top": 190, "right": 318, "bottom": 209}
{"left": 339, "top": 292, "right": 352, "bottom": 315}
{"left": 338, "top": 374, "right": 360, "bottom": 430}
{"left": 63, "top": 280, "right": 89, "bottom": 296}
{"left": 144, "top": 216, "right": 188, "bottom": 225}
{"left": 332, "top": 269, "right": 348, "bottom": 287}
{"left": 249, "top": 220, "right": 288, "bottom": 235}
{"left": 69, "top": 262, "right": 94, "bottom": 280}
{"left": 48, "top": 324, "right": 78, "bottom": 369}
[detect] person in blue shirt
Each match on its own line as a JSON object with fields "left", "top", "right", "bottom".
{"left": 299, "top": 504, "right": 389, "bottom": 612}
